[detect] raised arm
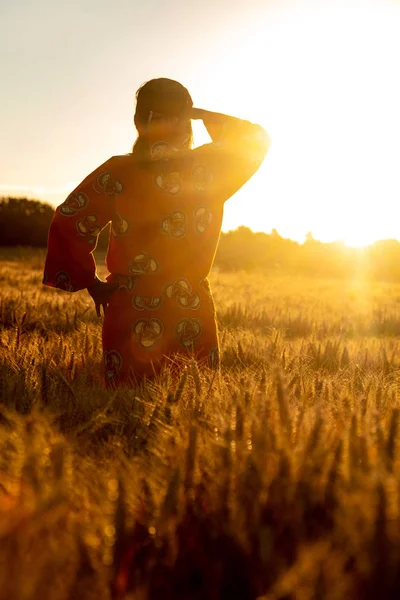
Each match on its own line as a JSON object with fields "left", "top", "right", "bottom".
{"left": 191, "top": 108, "right": 270, "bottom": 201}
{"left": 43, "top": 157, "right": 122, "bottom": 292}
{"left": 191, "top": 107, "right": 267, "bottom": 143}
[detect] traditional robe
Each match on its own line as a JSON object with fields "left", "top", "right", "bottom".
{"left": 43, "top": 118, "right": 269, "bottom": 383}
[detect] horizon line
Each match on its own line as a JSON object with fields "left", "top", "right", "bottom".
{"left": 1, "top": 190, "right": 399, "bottom": 249}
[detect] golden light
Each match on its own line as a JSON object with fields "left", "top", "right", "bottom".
{"left": 197, "top": 0, "right": 400, "bottom": 247}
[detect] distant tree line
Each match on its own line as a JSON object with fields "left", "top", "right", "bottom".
{"left": 0, "top": 197, "right": 55, "bottom": 247}
{"left": 217, "top": 226, "right": 400, "bottom": 280}
{"left": 0, "top": 197, "right": 110, "bottom": 249}
{"left": 2, "top": 197, "right": 400, "bottom": 281}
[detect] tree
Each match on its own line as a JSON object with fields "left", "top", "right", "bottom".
{"left": 0, "top": 197, "right": 54, "bottom": 246}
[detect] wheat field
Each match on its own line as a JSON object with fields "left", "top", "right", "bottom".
{"left": 2, "top": 247, "right": 400, "bottom": 599}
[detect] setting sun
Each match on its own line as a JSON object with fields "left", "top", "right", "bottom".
{"left": 2, "top": 0, "right": 400, "bottom": 247}
{"left": 4, "top": 2, "right": 400, "bottom": 594}
{"left": 191, "top": 0, "right": 400, "bottom": 246}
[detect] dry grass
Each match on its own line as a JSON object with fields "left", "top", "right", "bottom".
{"left": 2, "top": 248, "right": 400, "bottom": 599}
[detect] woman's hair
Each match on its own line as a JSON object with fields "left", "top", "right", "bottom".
{"left": 132, "top": 78, "right": 193, "bottom": 157}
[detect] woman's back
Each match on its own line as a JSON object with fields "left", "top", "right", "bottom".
{"left": 106, "top": 117, "right": 268, "bottom": 285}
{"left": 105, "top": 151, "right": 223, "bottom": 289}
{"left": 42, "top": 78, "right": 270, "bottom": 383}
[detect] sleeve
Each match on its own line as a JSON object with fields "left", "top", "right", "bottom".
{"left": 193, "top": 115, "right": 270, "bottom": 203}
{"left": 42, "top": 157, "right": 123, "bottom": 292}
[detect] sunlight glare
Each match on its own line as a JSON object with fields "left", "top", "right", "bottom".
{"left": 213, "top": 0, "right": 400, "bottom": 245}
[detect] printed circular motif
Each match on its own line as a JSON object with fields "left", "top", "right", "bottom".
{"left": 176, "top": 318, "right": 202, "bottom": 349}
{"left": 133, "top": 318, "right": 164, "bottom": 349}
{"left": 93, "top": 172, "right": 123, "bottom": 196}
{"left": 59, "top": 192, "right": 89, "bottom": 217}
{"left": 128, "top": 252, "right": 159, "bottom": 276}
{"left": 154, "top": 171, "right": 182, "bottom": 195}
{"left": 76, "top": 214, "right": 102, "bottom": 237}
{"left": 104, "top": 350, "right": 123, "bottom": 382}
{"left": 112, "top": 213, "right": 129, "bottom": 237}
{"left": 132, "top": 295, "right": 162, "bottom": 311}
{"left": 54, "top": 270, "right": 74, "bottom": 292}
{"left": 194, "top": 205, "right": 213, "bottom": 234}
{"left": 166, "top": 277, "right": 191, "bottom": 299}
{"left": 166, "top": 277, "right": 200, "bottom": 310}
{"left": 150, "top": 141, "right": 170, "bottom": 160}
{"left": 116, "top": 275, "right": 136, "bottom": 291}
{"left": 191, "top": 164, "right": 213, "bottom": 193}
{"left": 160, "top": 210, "right": 187, "bottom": 239}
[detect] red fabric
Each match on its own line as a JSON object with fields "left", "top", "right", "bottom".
{"left": 43, "top": 121, "right": 269, "bottom": 383}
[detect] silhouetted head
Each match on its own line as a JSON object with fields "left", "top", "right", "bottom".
{"left": 132, "top": 78, "right": 193, "bottom": 154}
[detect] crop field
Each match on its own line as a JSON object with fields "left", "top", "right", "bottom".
{"left": 2, "top": 247, "right": 400, "bottom": 599}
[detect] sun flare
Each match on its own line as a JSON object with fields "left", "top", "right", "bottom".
{"left": 4, "top": 0, "right": 400, "bottom": 247}
{"left": 202, "top": 0, "right": 400, "bottom": 246}
{"left": 342, "top": 232, "right": 377, "bottom": 249}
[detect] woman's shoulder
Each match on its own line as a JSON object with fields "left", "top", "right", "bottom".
{"left": 108, "top": 153, "right": 137, "bottom": 165}
{"left": 103, "top": 153, "right": 140, "bottom": 176}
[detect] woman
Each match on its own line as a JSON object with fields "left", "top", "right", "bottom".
{"left": 43, "top": 78, "right": 270, "bottom": 384}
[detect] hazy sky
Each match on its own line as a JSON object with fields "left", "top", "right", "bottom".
{"left": 1, "top": 0, "right": 400, "bottom": 245}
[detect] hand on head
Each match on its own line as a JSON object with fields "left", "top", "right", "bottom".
{"left": 190, "top": 107, "right": 206, "bottom": 120}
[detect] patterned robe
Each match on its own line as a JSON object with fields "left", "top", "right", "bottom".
{"left": 43, "top": 119, "right": 269, "bottom": 383}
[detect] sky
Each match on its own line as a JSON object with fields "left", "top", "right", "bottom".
{"left": 1, "top": 0, "right": 400, "bottom": 246}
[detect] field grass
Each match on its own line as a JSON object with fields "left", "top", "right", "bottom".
{"left": 2, "top": 247, "right": 400, "bottom": 599}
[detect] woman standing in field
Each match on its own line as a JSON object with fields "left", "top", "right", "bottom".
{"left": 43, "top": 78, "right": 270, "bottom": 384}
